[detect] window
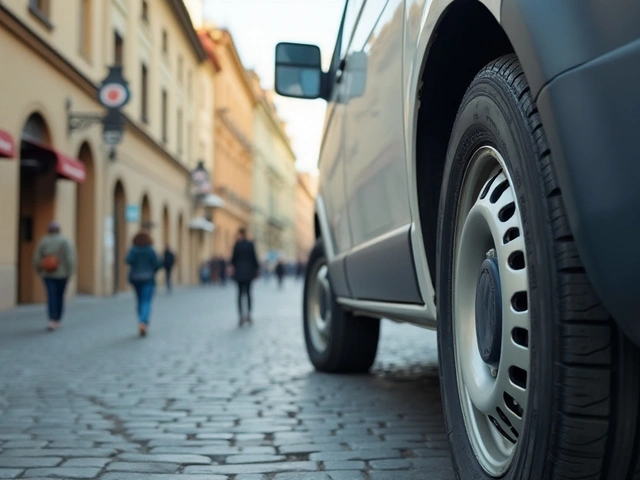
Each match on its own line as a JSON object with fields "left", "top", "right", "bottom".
{"left": 187, "top": 70, "right": 193, "bottom": 99}
{"left": 79, "top": 0, "right": 92, "bottom": 60}
{"left": 162, "top": 29, "right": 168, "bottom": 54}
{"left": 177, "top": 55, "right": 183, "bottom": 84}
{"left": 177, "top": 108, "right": 183, "bottom": 153}
{"left": 187, "top": 122, "right": 193, "bottom": 162}
{"left": 141, "top": 0, "right": 149, "bottom": 22}
{"left": 114, "top": 31, "right": 124, "bottom": 66}
{"left": 141, "top": 63, "right": 149, "bottom": 123}
{"left": 29, "top": 0, "right": 52, "bottom": 28}
{"left": 161, "top": 89, "right": 168, "bottom": 143}
{"left": 340, "top": 0, "right": 364, "bottom": 58}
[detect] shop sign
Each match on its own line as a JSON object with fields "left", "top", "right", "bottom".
{"left": 125, "top": 204, "right": 140, "bottom": 223}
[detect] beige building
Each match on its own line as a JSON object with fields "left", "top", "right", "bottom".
{"left": 296, "top": 172, "right": 319, "bottom": 263}
{"left": 249, "top": 73, "right": 297, "bottom": 265}
{"left": 0, "top": 0, "right": 216, "bottom": 310}
{"left": 199, "top": 27, "right": 256, "bottom": 259}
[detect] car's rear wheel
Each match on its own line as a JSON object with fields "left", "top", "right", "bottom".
{"left": 303, "top": 239, "right": 380, "bottom": 373}
{"left": 436, "top": 54, "right": 640, "bottom": 479}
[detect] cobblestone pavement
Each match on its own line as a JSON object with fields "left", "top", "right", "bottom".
{"left": 0, "top": 280, "right": 454, "bottom": 480}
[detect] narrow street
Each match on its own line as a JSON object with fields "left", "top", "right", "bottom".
{"left": 0, "top": 280, "right": 454, "bottom": 480}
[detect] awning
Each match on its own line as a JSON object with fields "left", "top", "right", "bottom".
{"left": 201, "top": 194, "right": 225, "bottom": 208}
{"left": 0, "top": 130, "right": 15, "bottom": 158}
{"left": 189, "top": 217, "right": 215, "bottom": 232}
{"left": 21, "top": 139, "right": 86, "bottom": 183}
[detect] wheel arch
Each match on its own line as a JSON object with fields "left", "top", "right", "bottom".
{"left": 415, "top": 0, "right": 514, "bottom": 284}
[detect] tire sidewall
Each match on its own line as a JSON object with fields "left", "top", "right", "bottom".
{"left": 303, "top": 239, "right": 345, "bottom": 371}
{"left": 437, "top": 74, "right": 555, "bottom": 479}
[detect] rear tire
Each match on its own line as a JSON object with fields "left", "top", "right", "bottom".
{"left": 303, "top": 239, "right": 380, "bottom": 373}
{"left": 436, "top": 54, "right": 640, "bottom": 479}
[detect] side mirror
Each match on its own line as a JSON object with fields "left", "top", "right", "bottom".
{"left": 275, "top": 42, "right": 324, "bottom": 100}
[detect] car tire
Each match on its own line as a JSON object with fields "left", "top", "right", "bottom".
{"left": 303, "top": 238, "right": 380, "bottom": 373}
{"left": 436, "top": 54, "right": 640, "bottom": 479}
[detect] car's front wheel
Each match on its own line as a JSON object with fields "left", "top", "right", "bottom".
{"left": 436, "top": 55, "right": 640, "bottom": 479}
{"left": 303, "top": 238, "right": 380, "bottom": 373}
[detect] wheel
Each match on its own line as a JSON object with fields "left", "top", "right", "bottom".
{"left": 436, "top": 54, "right": 640, "bottom": 479}
{"left": 303, "top": 238, "right": 380, "bottom": 373}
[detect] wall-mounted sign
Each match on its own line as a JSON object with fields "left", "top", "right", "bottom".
{"left": 125, "top": 204, "right": 140, "bottom": 223}
{"left": 98, "top": 66, "right": 131, "bottom": 109}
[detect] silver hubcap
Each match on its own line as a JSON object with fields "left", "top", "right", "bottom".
{"left": 307, "top": 261, "right": 332, "bottom": 352}
{"left": 453, "top": 146, "right": 531, "bottom": 476}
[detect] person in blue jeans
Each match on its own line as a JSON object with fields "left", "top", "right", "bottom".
{"left": 126, "top": 230, "right": 162, "bottom": 337}
{"left": 33, "top": 221, "right": 77, "bottom": 331}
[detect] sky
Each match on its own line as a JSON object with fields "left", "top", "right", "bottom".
{"left": 202, "top": 0, "right": 346, "bottom": 173}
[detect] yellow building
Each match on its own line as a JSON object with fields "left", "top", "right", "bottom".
{"left": 249, "top": 72, "right": 298, "bottom": 265}
{"left": 296, "top": 172, "right": 319, "bottom": 263}
{"left": 199, "top": 27, "right": 256, "bottom": 259}
{"left": 0, "top": 0, "right": 216, "bottom": 310}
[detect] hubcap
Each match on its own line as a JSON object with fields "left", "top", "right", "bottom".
{"left": 453, "top": 146, "right": 531, "bottom": 476}
{"left": 307, "top": 261, "right": 332, "bottom": 352}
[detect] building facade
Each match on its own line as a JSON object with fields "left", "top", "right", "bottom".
{"left": 199, "top": 27, "right": 255, "bottom": 259}
{"left": 0, "top": 0, "right": 215, "bottom": 310}
{"left": 249, "top": 73, "right": 297, "bottom": 265}
{"left": 296, "top": 172, "right": 319, "bottom": 264}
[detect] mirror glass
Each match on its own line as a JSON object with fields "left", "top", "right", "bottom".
{"left": 275, "top": 66, "right": 321, "bottom": 98}
{"left": 275, "top": 43, "right": 323, "bottom": 99}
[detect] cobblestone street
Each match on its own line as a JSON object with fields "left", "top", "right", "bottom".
{"left": 0, "top": 280, "right": 454, "bottom": 480}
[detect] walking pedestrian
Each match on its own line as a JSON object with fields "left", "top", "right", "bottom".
{"left": 126, "top": 231, "right": 162, "bottom": 337}
{"left": 33, "top": 221, "right": 77, "bottom": 331}
{"left": 162, "top": 246, "right": 176, "bottom": 293}
{"left": 275, "top": 260, "right": 285, "bottom": 289}
{"left": 230, "top": 227, "right": 259, "bottom": 326}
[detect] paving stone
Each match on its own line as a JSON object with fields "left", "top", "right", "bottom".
{"left": 117, "top": 453, "right": 212, "bottom": 465}
{"left": 310, "top": 450, "right": 403, "bottom": 462}
{"left": 106, "top": 462, "right": 181, "bottom": 473}
{"left": 225, "top": 454, "right": 286, "bottom": 463}
{"left": 0, "top": 441, "right": 48, "bottom": 449}
{"left": 22, "top": 467, "right": 101, "bottom": 478}
{"left": 322, "top": 461, "right": 366, "bottom": 470}
{"left": 0, "top": 458, "right": 62, "bottom": 468}
{"left": 0, "top": 469, "right": 23, "bottom": 478}
{"left": 61, "top": 458, "right": 112, "bottom": 467}
{"left": 183, "top": 461, "right": 318, "bottom": 475}
{"left": 101, "top": 475, "right": 228, "bottom": 480}
{"left": 0, "top": 448, "right": 114, "bottom": 457}
{"left": 369, "top": 458, "right": 413, "bottom": 469}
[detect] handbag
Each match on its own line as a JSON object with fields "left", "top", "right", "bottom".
{"left": 40, "top": 245, "right": 64, "bottom": 273}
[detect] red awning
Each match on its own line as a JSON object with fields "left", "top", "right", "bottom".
{"left": 0, "top": 130, "right": 15, "bottom": 158}
{"left": 21, "top": 139, "right": 86, "bottom": 183}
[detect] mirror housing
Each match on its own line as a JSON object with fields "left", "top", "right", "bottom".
{"left": 275, "top": 42, "right": 325, "bottom": 100}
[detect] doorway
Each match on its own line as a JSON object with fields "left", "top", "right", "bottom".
{"left": 141, "top": 194, "right": 151, "bottom": 229}
{"left": 113, "top": 181, "right": 127, "bottom": 293}
{"left": 177, "top": 213, "right": 184, "bottom": 284}
{"left": 75, "top": 142, "right": 95, "bottom": 294}
{"left": 17, "top": 113, "right": 55, "bottom": 304}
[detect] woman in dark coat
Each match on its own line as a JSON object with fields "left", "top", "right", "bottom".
{"left": 126, "top": 231, "right": 162, "bottom": 336}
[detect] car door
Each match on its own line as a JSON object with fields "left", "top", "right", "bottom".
{"left": 315, "top": 2, "right": 355, "bottom": 297}
{"left": 341, "top": 0, "right": 422, "bottom": 304}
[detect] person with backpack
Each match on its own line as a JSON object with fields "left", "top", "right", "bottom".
{"left": 162, "top": 246, "right": 176, "bottom": 293}
{"left": 126, "top": 231, "right": 162, "bottom": 337}
{"left": 33, "top": 221, "right": 77, "bottom": 331}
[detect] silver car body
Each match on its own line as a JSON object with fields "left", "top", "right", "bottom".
{"left": 315, "top": 0, "right": 501, "bottom": 327}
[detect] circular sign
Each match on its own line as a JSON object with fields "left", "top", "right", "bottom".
{"left": 99, "top": 83, "right": 130, "bottom": 108}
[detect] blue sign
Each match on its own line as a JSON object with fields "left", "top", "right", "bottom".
{"left": 125, "top": 204, "right": 140, "bottom": 223}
